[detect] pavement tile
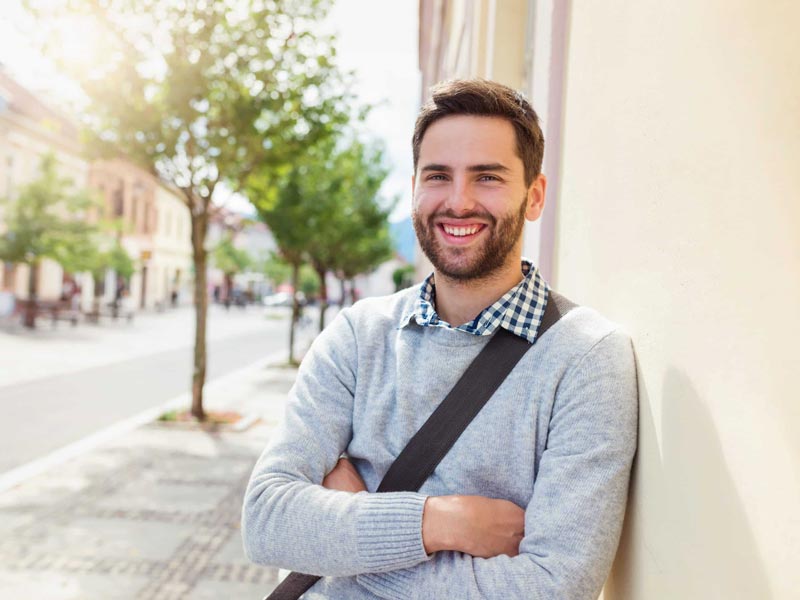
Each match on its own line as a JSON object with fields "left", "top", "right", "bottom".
{"left": 188, "top": 578, "right": 278, "bottom": 599}
{"left": 0, "top": 569, "right": 150, "bottom": 600}
{"left": 22, "top": 517, "right": 194, "bottom": 561}
{"left": 0, "top": 509, "right": 36, "bottom": 537}
{"left": 96, "top": 479, "right": 230, "bottom": 514}
{"left": 210, "top": 530, "right": 254, "bottom": 567}
{"left": 0, "top": 359, "right": 294, "bottom": 599}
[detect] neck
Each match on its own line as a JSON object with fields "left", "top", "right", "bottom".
{"left": 434, "top": 259, "right": 524, "bottom": 326}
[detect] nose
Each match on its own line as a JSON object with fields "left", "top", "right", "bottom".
{"left": 444, "top": 176, "right": 477, "bottom": 214}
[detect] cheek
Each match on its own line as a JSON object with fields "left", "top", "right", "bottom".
{"left": 412, "top": 190, "right": 438, "bottom": 215}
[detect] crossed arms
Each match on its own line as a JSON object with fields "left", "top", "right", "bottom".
{"left": 241, "top": 313, "right": 638, "bottom": 600}
{"left": 323, "top": 456, "right": 526, "bottom": 559}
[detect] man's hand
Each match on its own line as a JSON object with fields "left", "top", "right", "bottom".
{"left": 322, "top": 457, "right": 367, "bottom": 493}
{"left": 422, "top": 495, "right": 525, "bottom": 558}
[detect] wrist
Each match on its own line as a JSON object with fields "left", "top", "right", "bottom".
{"left": 422, "top": 495, "right": 463, "bottom": 554}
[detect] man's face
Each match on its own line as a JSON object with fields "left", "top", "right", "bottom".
{"left": 412, "top": 115, "right": 544, "bottom": 282}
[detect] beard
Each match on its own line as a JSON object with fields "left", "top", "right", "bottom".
{"left": 413, "top": 196, "right": 528, "bottom": 282}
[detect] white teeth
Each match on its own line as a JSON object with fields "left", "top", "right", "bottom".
{"left": 443, "top": 225, "right": 480, "bottom": 237}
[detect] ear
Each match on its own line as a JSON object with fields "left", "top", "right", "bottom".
{"left": 525, "top": 174, "right": 546, "bottom": 221}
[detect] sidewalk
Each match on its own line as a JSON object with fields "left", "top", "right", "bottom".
{"left": 0, "top": 357, "right": 299, "bottom": 599}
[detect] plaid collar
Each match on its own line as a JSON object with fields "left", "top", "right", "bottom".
{"left": 401, "top": 260, "right": 550, "bottom": 344}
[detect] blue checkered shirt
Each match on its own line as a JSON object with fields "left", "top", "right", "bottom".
{"left": 401, "top": 260, "right": 550, "bottom": 344}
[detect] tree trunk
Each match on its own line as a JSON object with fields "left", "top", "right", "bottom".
{"left": 90, "top": 273, "right": 103, "bottom": 323}
{"left": 315, "top": 266, "right": 328, "bottom": 333}
{"left": 190, "top": 208, "right": 209, "bottom": 421}
{"left": 23, "top": 261, "right": 38, "bottom": 329}
{"left": 349, "top": 278, "right": 357, "bottom": 305}
{"left": 338, "top": 276, "right": 347, "bottom": 307}
{"left": 223, "top": 272, "right": 232, "bottom": 310}
{"left": 288, "top": 261, "right": 301, "bottom": 365}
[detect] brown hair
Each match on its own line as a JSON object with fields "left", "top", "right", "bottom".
{"left": 412, "top": 79, "right": 544, "bottom": 187}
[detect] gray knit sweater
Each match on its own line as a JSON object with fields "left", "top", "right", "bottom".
{"left": 242, "top": 286, "right": 638, "bottom": 600}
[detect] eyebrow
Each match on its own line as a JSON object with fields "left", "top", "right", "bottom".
{"left": 420, "top": 163, "right": 511, "bottom": 173}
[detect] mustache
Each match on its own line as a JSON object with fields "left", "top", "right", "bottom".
{"left": 426, "top": 209, "right": 497, "bottom": 225}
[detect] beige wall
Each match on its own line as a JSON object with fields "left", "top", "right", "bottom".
{"left": 150, "top": 184, "right": 192, "bottom": 307}
{"left": 556, "top": 2, "right": 800, "bottom": 598}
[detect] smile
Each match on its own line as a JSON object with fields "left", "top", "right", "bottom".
{"left": 439, "top": 223, "right": 486, "bottom": 237}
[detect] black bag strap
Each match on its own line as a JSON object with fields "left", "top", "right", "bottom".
{"left": 265, "top": 290, "right": 576, "bottom": 600}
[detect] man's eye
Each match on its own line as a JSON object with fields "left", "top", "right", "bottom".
{"left": 478, "top": 174, "right": 500, "bottom": 182}
{"left": 427, "top": 174, "right": 447, "bottom": 181}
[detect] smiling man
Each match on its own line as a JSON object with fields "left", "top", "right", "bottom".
{"left": 243, "top": 79, "right": 638, "bottom": 600}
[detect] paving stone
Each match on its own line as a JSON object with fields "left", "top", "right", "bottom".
{"left": 0, "top": 360, "right": 296, "bottom": 599}
{"left": 153, "top": 454, "right": 253, "bottom": 483}
{"left": 96, "top": 479, "right": 230, "bottom": 514}
{"left": 0, "top": 569, "right": 149, "bottom": 600}
{"left": 186, "top": 577, "right": 278, "bottom": 600}
{"left": 0, "top": 472, "right": 92, "bottom": 509}
{"left": 209, "top": 529, "right": 252, "bottom": 567}
{"left": 22, "top": 517, "right": 194, "bottom": 561}
{"left": 0, "top": 509, "right": 36, "bottom": 537}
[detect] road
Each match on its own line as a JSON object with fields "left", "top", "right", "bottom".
{"left": 0, "top": 306, "right": 302, "bottom": 475}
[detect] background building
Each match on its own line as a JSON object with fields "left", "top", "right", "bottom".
{"left": 418, "top": 1, "right": 799, "bottom": 598}
{"left": 149, "top": 182, "right": 192, "bottom": 309}
{"left": 89, "top": 159, "right": 192, "bottom": 311}
{"left": 0, "top": 70, "right": 192, "bottom": 314}
{"left": 0, "top": 66, "right": 88, "bottom": 301}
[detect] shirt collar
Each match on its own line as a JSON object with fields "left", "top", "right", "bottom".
{"left": 401, "top": 259, "right": 550, "bottom": 344}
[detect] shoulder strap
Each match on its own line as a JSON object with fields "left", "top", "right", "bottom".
{"left": 377, "top": 327, "right": 530, "bottom": 492}
{"left": 265, "top": 290, "right": 576, "bottom": 600}
{"left": 539, "top": 290, "right": 577, "bottom": 337}
{"left": 377, "top": 288, "right": 575, "bottom": 494}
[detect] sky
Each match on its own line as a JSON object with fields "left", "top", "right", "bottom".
{"left": 325, "top": 0, "right": 420, "bottom": 221}
{"left": 0, "top": 0, "right": 420, "bottom": 221}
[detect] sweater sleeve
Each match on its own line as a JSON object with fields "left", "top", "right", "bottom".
{"left": 241, "top": 310, "right": 431, "bottom": 576}
{"left": 355, "top": 329, "right": 639, "bottom": 600}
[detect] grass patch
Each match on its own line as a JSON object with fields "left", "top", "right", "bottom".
{"left": 157, "top": 409, "right": 243, "bottom": 425}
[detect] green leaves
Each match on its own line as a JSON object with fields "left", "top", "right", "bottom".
{"left": 0, "top": 154, "right": 100, "bottom": 268}
{"left": 212, "top": 233, "right": 251, "bottom": 277}
{"left": 27, "top": 0, "right": 350, "bottom": 203}
{"left": 0, "top": 154, "right": 136, "bottom": 284}
{"left": 247, "top": 134, "right": 395, "bottom": 286}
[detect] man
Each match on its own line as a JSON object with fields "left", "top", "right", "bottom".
{"left": 242, "top": 79, "right": 638, "bottom": 599}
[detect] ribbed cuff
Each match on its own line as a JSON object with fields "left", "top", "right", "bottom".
{"left": 355, "top": 492, "right": 429, "bottom": 572}
{"left": 357, "top": 569, "right": 416, "bottom": 600}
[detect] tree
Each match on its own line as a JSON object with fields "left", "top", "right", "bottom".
{"left": 392, "top": 264, "right": 416, "bottom": 292}
{"left": 212, "top": 233, "right": 251, "bottom": 307}
{"left": 254, "top": 137, "right": 394, "bottom": 333}
{"left": 260, "top": 252, "right": 292, "bottom": 291}
{"left": 305, "top": 139, "right": 393, "bottom": 329}
{"left": 0, "top": 154, "right": 98, "bottom": 327}
{"left": 298, "top": 264, "right": 321, "bottom": 299}
{"left": 331, "top": 173, "right": 396, "bottom": 307}
{"left": 27, "top": 0, "right": 350, "bottom": 418}
{"left": 247, "top": 167, "right": 312, "bottom": 364}
{"left": 87, "top": 239, "right": 136, "bottom": 318}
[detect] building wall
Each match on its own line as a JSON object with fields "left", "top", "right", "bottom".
{"left": 0, "top": 100, "right": 88, "bottom": 299}
{"left": 0, "top": 71, "right": 193, "bottom": 314}
{"left": 556, "top": 2, "right": 800, "bottom": 598}
{"left": 149, "top": 184, "right": 192, "bottom": 308}
{"left": 418, "top": 1, "right": 800, "bottom": 597}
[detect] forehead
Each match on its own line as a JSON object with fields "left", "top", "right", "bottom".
{"left": 418, "top": 115, "right": 521, "bottom": 167}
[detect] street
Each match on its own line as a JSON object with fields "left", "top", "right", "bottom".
{"left": 0, "top": 305, "right": 308, "bottom": 477}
